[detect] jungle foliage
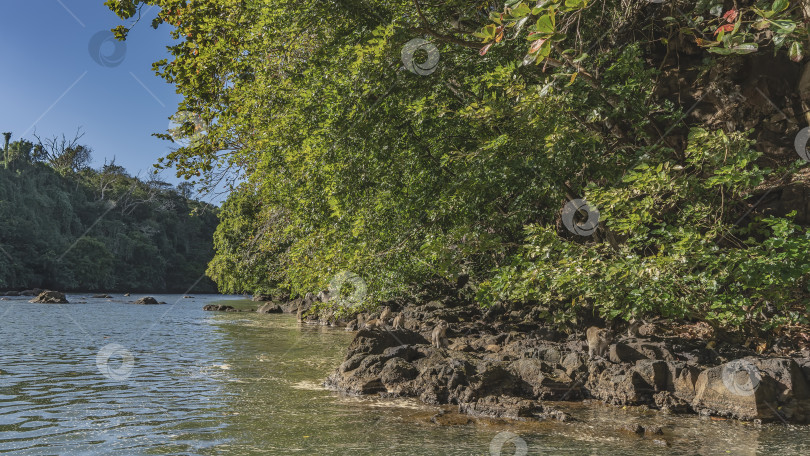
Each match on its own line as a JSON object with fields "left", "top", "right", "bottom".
{"left": 0, "top": 136, "right": 218, "bottom": 292}
{"left": 107, "top": 0, "right": 810, "bottom": 332}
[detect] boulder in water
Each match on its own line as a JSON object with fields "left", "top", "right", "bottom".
{"left": 203, "top": 304, "right": 237, "bottom": 312}
{"left": 133, "top": 296, "right": 160, "bottom": 305}
{"left": 92, "top": 294, "right": 113, "bottom": 299}
{"left": 30, "top": 291, "right": 68, "bottom": 304}
{"left": 257, "top": 302, "right": 283, "bottom": 314}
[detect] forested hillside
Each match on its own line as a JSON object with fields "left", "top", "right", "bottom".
{"left": 108, "top": 0, "right": 810, "bottom": 334}
{"left": 0, "top": 134, "right": 218, "bottom": 292}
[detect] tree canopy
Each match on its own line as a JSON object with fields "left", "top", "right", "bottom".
{"left": 0, "top": 136, "right": 218, "bottom": 292}
{"left": 107, "top": 0, "right": 810, "bottom": 333}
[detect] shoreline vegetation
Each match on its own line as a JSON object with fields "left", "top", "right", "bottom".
{"left": 0, "top": 138, "right": 218, "bottom": 293}
{"left": 14, "top": 0, "right": 810, "bottom": 436}
{"left": 198, "top": 290, "right": 810, "bottom": 428}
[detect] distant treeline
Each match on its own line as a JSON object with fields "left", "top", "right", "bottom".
{"left": 0, "top": 133, "right": 218, "bottom": 292}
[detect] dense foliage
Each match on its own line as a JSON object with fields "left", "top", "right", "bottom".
{"left": 0, "top": 136, "right": 218, "bottom": 292}
{"left": 108, "top": 0, "right": 810, "bottom": 333}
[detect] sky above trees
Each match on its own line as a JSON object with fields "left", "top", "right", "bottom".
{"left": 0, "top": 1, "right": 223, "bottom": 201}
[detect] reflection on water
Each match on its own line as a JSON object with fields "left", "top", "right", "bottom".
{"left": 1, "top": 294, "right": 810, "bottom": 455}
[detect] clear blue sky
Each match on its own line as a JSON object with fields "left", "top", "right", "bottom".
{"left": 0, "top": 1, "right": 217, "bottom": 201}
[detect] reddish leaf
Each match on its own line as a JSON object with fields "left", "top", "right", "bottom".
{"left": 529, "top": 38, "right": 547, "bottom": 54}
{"left": 495, "top": 26, "right": 504, "bottom": 43}
{"left": 713, "top": 24, "right": 734, "bottom": 36}
{"left": 722, "top": 8, "right": 738, "bottom": 23}
{"left": 480, "top": 43, "right": 493, "bottom": 56}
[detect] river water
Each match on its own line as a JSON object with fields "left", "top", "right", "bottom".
{"left": 1, "top": 294, "right": 810, "bottom": 455}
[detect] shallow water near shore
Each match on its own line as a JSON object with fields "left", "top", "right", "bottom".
{"left": 2, "top": 294, "right": 810, "bottom": 455}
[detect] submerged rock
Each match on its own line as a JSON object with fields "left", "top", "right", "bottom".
{"left": 92, "top": 294, "right": 113, "bottom": 299}
{"left": 30, "top": 291, "right": 68, "bottom": 304}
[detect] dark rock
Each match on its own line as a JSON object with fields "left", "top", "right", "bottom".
{"left": 458, "top": 395, "right": 570, "bottom": 421}
{"left": 587, "top": 364, "right": 652, "bottom": 405}
{"left": 618, "top": 423, "right": 644, "bottom": 436}
{"left": 203, "top": 304, "right": 236, "bottom": 312}
{"left": 510, "top": 358, "right": 575, "bottom": 400}
{"left": 92, "top": 294, "right": 112, "bottom": 299}
{"left": 382, "top": 345, "right": 422, "bottom": 362}
{"left": 431, "top": 410, "right": 473, "bottom": 426}
{"left": 692, "top": 357, "right": 810, "bottom": 422}
{"left": 183, "top": 295, "right": 194, "bottom": 299}
{"left": 133, "top": 297, "right": 160, "bottom": 305}
{"left": 609, "top": 343, "right": 647, "bottom": 363}
{"left": 380, "top": 358, "right": 419, "bottom": 385}
{"left": 29, "top": 291, "right": 68, "bottom": 304}
{"left": 256, "top": 302, "right": 283, "bottom": 314}
{"left": 345, "top": 328, "right": 429, "bottom": 358}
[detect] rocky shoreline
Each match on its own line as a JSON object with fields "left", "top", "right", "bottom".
{"left": 221, "top": 292, "right": 810, "bottom": 426}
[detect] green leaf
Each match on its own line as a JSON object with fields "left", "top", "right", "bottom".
{"left": 789, "top": 41, "right": 803, "bottom": 62}
{"left": 535, "top": 12, "right": 556, "bottom": 36}
{"left": 772, "top": 0, "right": 789, "bottom": 13}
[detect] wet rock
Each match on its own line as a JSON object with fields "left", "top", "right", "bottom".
{"left": 692, "top": 357, "right": 810, "bottom": 422}
{"left": 133, "top": 296, "right": 160, "bottom": 305}
{"left": 653, "top": 391, "right": 692, "bottom": 413}
{"left": 430, "top": 410, "right": 473, "bottom": 426}
{"left": 458, "top": 395, "right": 570, "bottom": 421}
{"left": 618, "top": 423, "right": 644, "bottom": 436}
{"left": 183, "top": 295, "right": 194, "bottom": 299}
{"left": 256, "top": 302, "right": 283, "bottom": 314}
{"left": 91, "top": 294, "right": 112, "bottom": 298}
{"left": 29, "top": 291, "right": 68, "bottom": 304}
{"left": 203, "top": 304, "right": 236, "bottom": 312}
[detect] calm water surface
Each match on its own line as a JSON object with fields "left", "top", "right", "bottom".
{"left": 2, "top": 294, "right": 810, "bottom": 455}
